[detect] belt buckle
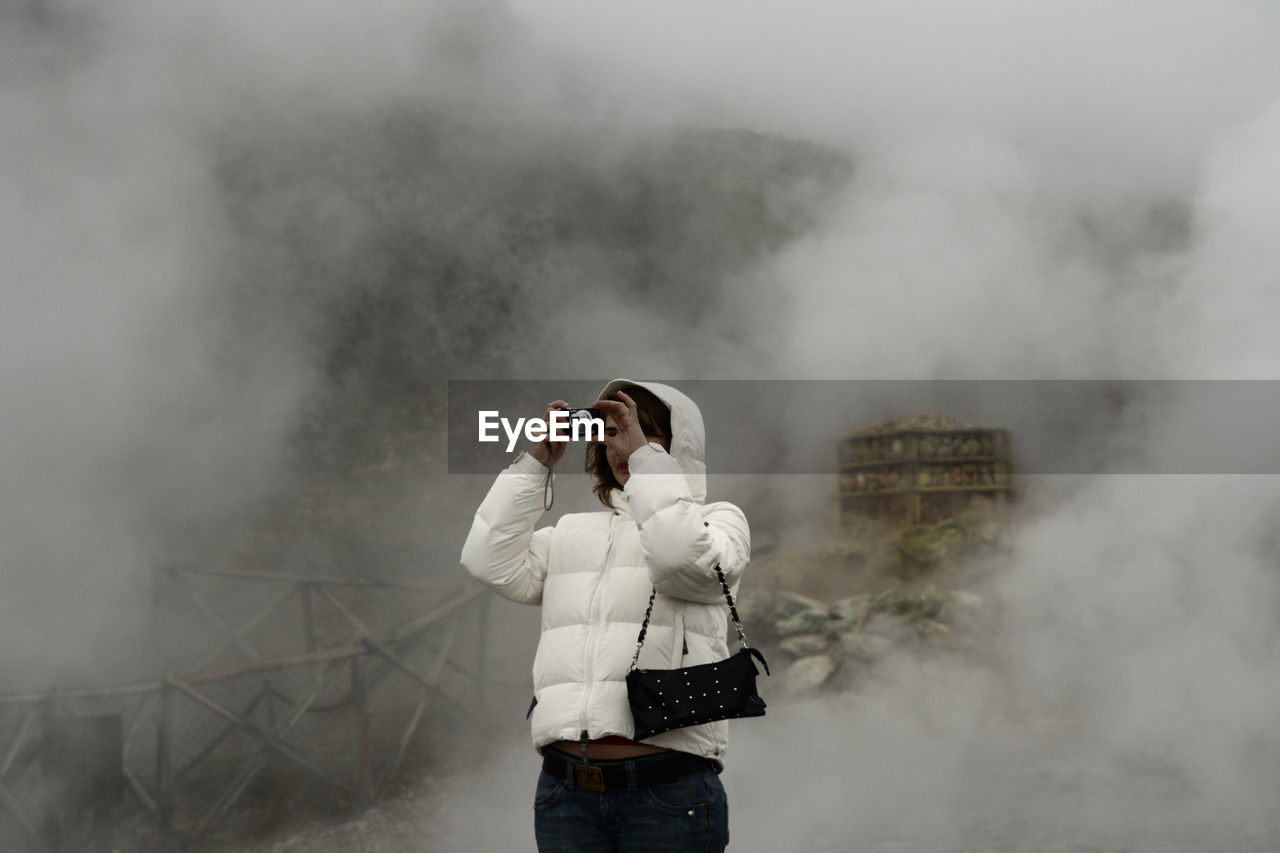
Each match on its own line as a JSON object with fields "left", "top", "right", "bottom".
{"left": 574, "top": 763, "right": 605, "bottom": 792}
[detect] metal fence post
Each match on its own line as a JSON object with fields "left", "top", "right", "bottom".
{"left": 156, "top": 678, "right": 175, "bottom": 841}
{"left": 36, "top": 700, "right": 120, "bottom": 853}
{"left": 39, "top": 699, "right": 62, "bottom": 853}
{"left": 350, "top": 656, "right": 373, "bottom": 803}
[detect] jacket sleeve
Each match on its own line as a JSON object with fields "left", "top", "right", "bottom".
{"left": 459, "top": 451, "right": 553, "bottom": 605}
{"left": 623, "top": 444, "right": 751, "bottom": 604}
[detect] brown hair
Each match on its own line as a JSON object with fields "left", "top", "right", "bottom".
{"left": 586, "top": 384, "right": 673, "bottom": 508}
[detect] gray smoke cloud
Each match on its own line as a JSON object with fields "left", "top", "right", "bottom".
{"left": 4, "top": 0, "right": 1280, "bottom": 850}
{"left": 499, "top": 3, "right": 1280, "bottom": 852}
{"left": 1, "top": 3, "right": 317, "bottom": 684}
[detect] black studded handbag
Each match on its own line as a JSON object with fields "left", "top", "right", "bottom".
{"left": 625, "top": 563, "right": 770, "bottom": 740}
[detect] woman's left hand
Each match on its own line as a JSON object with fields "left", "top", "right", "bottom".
{"left": 593, "top": 391, "right": 651, "bottom": 459}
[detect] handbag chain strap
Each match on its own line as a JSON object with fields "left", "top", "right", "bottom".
{"left": 628, "top": 564, "right": 749, "bottom": 672}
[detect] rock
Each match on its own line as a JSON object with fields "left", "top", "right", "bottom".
{"left": 946, "top": 591, "right": 987, "bottom": 634}
{"left": 863, "top": 612, "right": 915, "bottom": 644}
{"left": 829, "top": 594, "right": 871, "bottom": 626}
{"left": 840, "top": 631, "right": 893, "bottom": 661}
{"left": 772, "top": 591, "right": 827, "bottom": 620}
{"left": 827, "top": 656, "right": 868, "bottom": 691}
{"left": 915, "top": 618, "right": 953, "bottom": 643}
{"left": 917, "top": 585, "right": 947, "bottom": 619}
{"left": 872, "top": 590, "right": 911, "bottom": 616}
{"left": 783, "top": 655, "right": 837, "bottom": 692}
{"left": 948, "top": 590, "right": 983, "bottom": 609}
{"left": 775, "top": 607, "right": 833, "bottom": 638}
{"left": 780, "top": 633, "right": 830, "bottom": 657}
{"left": 897, "top": 522, "right": 968, "bottom": 567}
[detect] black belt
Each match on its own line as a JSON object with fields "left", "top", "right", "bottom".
{"left": 541, "top": 748, "right": 713, "bottom": 792}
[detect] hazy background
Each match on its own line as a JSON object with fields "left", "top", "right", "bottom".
{"left": 4, "top": 0, "right": 1280, "bottom": 849}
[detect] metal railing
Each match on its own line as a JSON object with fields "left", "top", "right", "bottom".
{"left": 0, "top": 566, "right": 497, "bottom": 850}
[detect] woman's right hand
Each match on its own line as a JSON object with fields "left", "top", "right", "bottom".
{"left": 528, "top": 400, "right": 569, "bottom": 468}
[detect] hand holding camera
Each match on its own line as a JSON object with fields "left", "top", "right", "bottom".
{"left": 528, "top": 401, "right": 569, "bottom": 468}
{"left": 592, "top": 391, "right": 651, "bottom": 460}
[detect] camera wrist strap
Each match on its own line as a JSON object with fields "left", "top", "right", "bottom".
{"left": 543, "top": 456, "right": 555, "bottom": 511}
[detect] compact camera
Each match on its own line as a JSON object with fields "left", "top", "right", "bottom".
{"left": 563, "top": 407, "right": 603, "bottom": 423}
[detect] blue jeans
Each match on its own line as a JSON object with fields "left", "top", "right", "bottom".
{"left": 533, "top": 765, "right": 729, "bottom": 852}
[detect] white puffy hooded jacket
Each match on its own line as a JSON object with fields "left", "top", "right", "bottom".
{"left": 460, "top": 379, "right": 750, "bottom": 762}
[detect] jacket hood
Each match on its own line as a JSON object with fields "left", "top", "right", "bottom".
{"left": 597, "top": 379, "right": 706, "bottom": 504}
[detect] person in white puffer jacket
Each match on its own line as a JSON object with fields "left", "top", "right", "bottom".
{"left": 461, "top": 379, "right": 749, "bottom": 853}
